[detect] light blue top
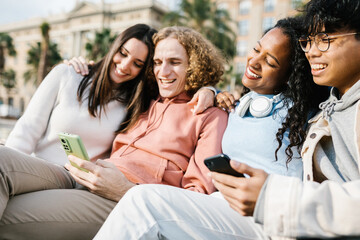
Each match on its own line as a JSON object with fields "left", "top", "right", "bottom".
{"left": 222, "top": 91, "right": 303, "bottom": 178}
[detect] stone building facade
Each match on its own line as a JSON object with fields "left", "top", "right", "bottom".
{"left": 216, "top": 0, "right": 306, "bottom": 75}
{"left": 0, "top": 0, "right": 167, "bottom": 114}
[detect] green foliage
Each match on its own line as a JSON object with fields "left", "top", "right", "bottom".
{"left": 0, "top": 69, "right": 16, "bottom": 91}
{"left": 0, "top": 33, "right": 16, "bottom": 56}
{"left": 293, "top": 0, "right": 307, "bottom": 16}
{"left": 40, "top": 22, "right": 50, "bottom": 37}
{"left": 85, "top": 28, "right": 117, "bottom": 61}
{"left": 0, "top": 32, "right": 16, "bottom": 72}
{"left": 0, "top": 33, "right": 16, "bottom": 93}
{"left": 162, "top": 0, "right": 236, "bottom": 59}
{"left": 24, "top": 41, "right": 62, "bottom": 84}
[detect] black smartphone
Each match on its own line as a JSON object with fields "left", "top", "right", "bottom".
{"left": 204, "top": 154, "right": 244, "bottom": 177}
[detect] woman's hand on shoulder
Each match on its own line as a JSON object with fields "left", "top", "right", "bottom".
{"left": 209, "top": 161, "right": 268, "bottom": 216}
{"left": 63, "top": 56, "right": 94, "bottom": 76}
{"left": 216, "top": 91, "right": 236, "bottom": 112}
{"left": 187, "top": 87, "right": 216, "bottom": 115}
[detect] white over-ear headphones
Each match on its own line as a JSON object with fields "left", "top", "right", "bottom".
{"left": 236, "top": 92, "right": 282, "bottom": 118}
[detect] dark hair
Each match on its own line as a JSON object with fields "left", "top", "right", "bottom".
{"left": 303, "top": 0, "right": 360, "bottom": 40}
{"left": 272, "top": 17, "right": 329, "bottom": 164}
{"left": 77, "top": 24, "right": 157, "bottom": 132}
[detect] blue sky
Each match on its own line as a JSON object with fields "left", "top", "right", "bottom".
{"left": 0, "top": 0, "right": 178, "bottom": 26}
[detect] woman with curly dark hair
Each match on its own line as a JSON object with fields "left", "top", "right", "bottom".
{"left": 273, "top": 17, "right": 329, "bottom": 165}
{"left": 215, "top": 16, "right": 328, "bottom": 178}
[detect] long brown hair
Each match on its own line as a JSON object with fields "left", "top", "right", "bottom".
{"left": 77, "top": 24, "right": 157, "bottom": 132}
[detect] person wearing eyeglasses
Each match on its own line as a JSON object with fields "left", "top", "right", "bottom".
{"left": 93, "top": 0, "right": 360, "bottom": 239}
{"left": 211, "top": 0, "right": 359, "bottom": 237}
{"left": 210, "top": 0, "right": 360, "bottom": 238}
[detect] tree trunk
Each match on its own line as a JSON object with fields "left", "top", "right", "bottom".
{"left": 37, "top": 23, "right": 50, "bottom": 86}
{"left": 37, "top": 38, "right": 49, "bottom": 86}
{"left": 0, "top": 46, "right": 4, "bottom": 73}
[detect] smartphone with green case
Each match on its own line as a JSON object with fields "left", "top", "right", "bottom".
{"left": 58, "top": 132, "right": 90, "bottom": 172}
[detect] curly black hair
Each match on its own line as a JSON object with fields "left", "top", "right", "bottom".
{"left": 273, "top": 17, "right": 329, "bottom": 164}
{"left": 303, "top": 0, "right": 360, "bottom": 39}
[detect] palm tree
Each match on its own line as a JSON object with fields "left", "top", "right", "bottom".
{"left": 163, "top": 0, "right": 236, "bottom": 59}
{"left": 0, "top": 69, "right": 16, "bottom": 93}
{"left": 37, "top": 22, "right": 50, "bottom": 86}
{"left": 85, "top": 28, "right": 117, "bottom": 61}
{"left": 0, "top": 33, "right": 16, "bottom": 99}
{"left": 24, "top": 41, "right": 62, "bottom": 85}
{"left": 0, "top": 33, "right": 16, "bottom": 74}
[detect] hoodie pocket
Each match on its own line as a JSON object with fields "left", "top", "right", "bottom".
{"left": 160, "top": 159, "right": 185, "bottom": 187}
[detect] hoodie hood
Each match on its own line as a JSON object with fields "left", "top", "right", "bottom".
{"left": 320, "top": 79, "right": 360, "bottom": 119}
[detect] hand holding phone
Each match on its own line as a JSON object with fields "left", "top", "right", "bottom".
{"left": 204, "top": 154, "right": 244, "bottom": 177}
{"left": 58, "top": 132, "right": 90, "bottom": 172}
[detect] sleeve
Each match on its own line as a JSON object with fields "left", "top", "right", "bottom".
{"left": 5, "top": 64, "right": 69, "bottom": 154}
{"left": 259, "top": 174, "right": 360, "bottom": 238}
{"left": 181, "top": 109, "right": 228, "bottom": 194}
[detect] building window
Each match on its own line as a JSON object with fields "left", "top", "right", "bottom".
{"left": 236, "top": 62, "right": 246, "bottom": 74}
{"left": 238, "top": 20, "right": 249, "bottom": 36}
{"left": 63, "top": 52, "right": 70, "bottom": 60}
{"left": 264, "top": 0, "right": 276, "bottom": 12}
{"left": 291, "top": 0, "right": 302, "bottom": 9}
{"left": 237, "top": 40, "right": 248, "bottom": 57}
{"left": 8, "top": 97, "right": 13, "bottom": 107}
{"left": 262, "top": 17, "right": 275, "bottom": 32}
{"left": 218, "top": 2, "right": 228, "bottom": 10}
{"left": 85, "top": 31, "right": 94, "bottom": 41}
{"left": 239, "top": 0, "right": 251, "bottom": 15}
{"left": 19, "top": 98, "right": 25, "bottom": 113}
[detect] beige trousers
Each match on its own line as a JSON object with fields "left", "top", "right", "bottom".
{"left": 0, "top": 146, "right": 117, "bottom": 240}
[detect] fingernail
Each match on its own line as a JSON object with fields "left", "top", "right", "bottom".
{"left": 207, "top": 172, "right": 212, "bottom": 177}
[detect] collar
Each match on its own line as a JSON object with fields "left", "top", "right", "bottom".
{"left": 158, "top": 91, "right": 191, "bottom": 104}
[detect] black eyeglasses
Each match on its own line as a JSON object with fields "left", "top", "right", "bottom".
{"left": 299, "top": 32, "right": 359, "bottom": 52}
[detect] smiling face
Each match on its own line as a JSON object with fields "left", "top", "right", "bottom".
{"left": 153, "top": 37, "right": 189, "bottom": 98}
{"left": 109, "top": 38, "right": 149, "bottom": 84}
{"left": 305, "top": 30, "right": 360, "bottom": 95}
{"left": 242, "top": 28, "right": 291, "bottom": 94}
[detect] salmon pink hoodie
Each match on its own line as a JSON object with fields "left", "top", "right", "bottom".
{"left": 106, "top": 92, "right": 228, "bottom": 194}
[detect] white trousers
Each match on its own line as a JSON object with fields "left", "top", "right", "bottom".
{"left": 94, "top": 184, "right": 269, "bottom": 240}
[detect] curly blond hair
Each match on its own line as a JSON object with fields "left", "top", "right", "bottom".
{"left": 150, "top": 26, "right": 225, "bottom": 96}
